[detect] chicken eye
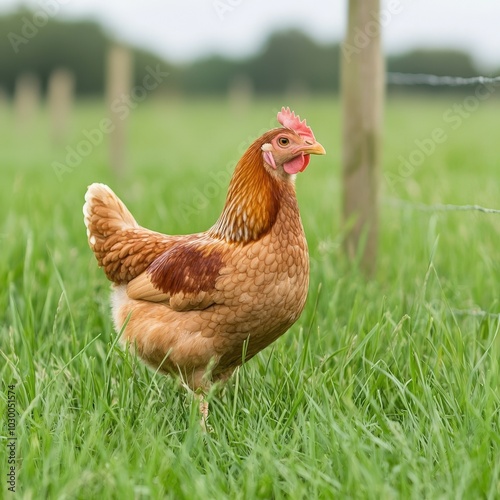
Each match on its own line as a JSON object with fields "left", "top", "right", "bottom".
{"left": 278, "top": 137, "right": 290, "bottom": 147}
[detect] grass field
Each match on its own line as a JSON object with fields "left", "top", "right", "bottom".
{"left": 1, "top": 95, "right": 499, "bottom": 499}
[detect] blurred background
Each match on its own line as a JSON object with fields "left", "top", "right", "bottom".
{"left": 1, "top": 0, "right": 499, "bottom": 100}
{"left": 1, "top": 0, "right": 498, "bottom": 187}
{"left": 0, "top": 0, "right": 498, "bottom": 265}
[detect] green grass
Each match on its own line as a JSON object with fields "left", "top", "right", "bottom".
{"left": 1, "top": 95, "right": 500, "bottom": 499}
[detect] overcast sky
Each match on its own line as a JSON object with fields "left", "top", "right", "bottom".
{"left": 1, "top": 0, "right": 499, "bottom": 70}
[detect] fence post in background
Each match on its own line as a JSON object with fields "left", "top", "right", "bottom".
{"left": 228, "top": 75, "right": 253, "bottom": 116}
{"left": 341, "top": 0, "right": 384, "bottom": 275}
{"left": 106, "top": 44, "right": 133, "bottom": 176}
{"left": 0, "top": 87, "right": 7, "bottom": 115}
{"left": 14, "top": 73, "right": 40, "bottom": 132}
{"left": 48, "top": 68, "right": 74, "bottom": 145}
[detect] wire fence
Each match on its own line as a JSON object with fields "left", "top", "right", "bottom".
{"left": 450, "top": 308, "right": 500, "bottom": 320}
{"left": 384, "top": 198, "right": 500, "bottom": 215}
{"left": 385, "top": 71, "right": 500, "bottom": 216}
{"left": 383, "top": 72, "right": 500, "bottom": 321}
{"left": 387, "top": 72, "right": 500, "bottom": 87}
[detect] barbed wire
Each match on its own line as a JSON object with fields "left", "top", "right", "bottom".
{"left": 382, "top": 74, "right": 499, "bottom": 323}
{"left": 450, "top": 308, "right": 500, "bottom": 320}
{"left": 387, "top": 72, "right": 500, "bottom": 87}
{"left": 383, "top": 198, "right": 500, "bottom": 215}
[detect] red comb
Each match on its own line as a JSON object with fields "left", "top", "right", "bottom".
{"left": 277, "top": 107, "right": 315, "bottom": 142}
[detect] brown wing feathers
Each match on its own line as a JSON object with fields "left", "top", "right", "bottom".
{"left": 127, "top": 240, "right": 226, "bottom": 310}
{"left": 149, "top": 242, "right": 224, "bottom": 296}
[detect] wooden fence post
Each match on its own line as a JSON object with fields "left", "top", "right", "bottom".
{"left": 48, "top": 68, "right": 74, "bottom": 144}
{"left": 14, "top": 73, "right": 40, "bottom": 132}
{"left": 0, "top": 87, "right": 7, "bottom": 120}
{"left": 228, "top": 75, "right": 253, "bottom": 116}
{"left": 106, "top": 45, "right": 133, "bottom": 176}
{"left": 341, "top": 0, "right": 384, "bottom": 275}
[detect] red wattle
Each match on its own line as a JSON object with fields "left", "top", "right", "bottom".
{"left": 283, "top": 154, "right": 310, "bottom": 175}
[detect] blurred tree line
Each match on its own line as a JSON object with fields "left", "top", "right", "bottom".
{"left": 0, "top": 9, "right": 494, "bottom": 97}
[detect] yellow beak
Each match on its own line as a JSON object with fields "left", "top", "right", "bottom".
{"left": 300, "top": 141, "right": 326, "bottom": 155}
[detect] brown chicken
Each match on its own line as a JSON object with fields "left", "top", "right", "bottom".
{"left": 83, "top": 107, "right": 325, "bottom": 398}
